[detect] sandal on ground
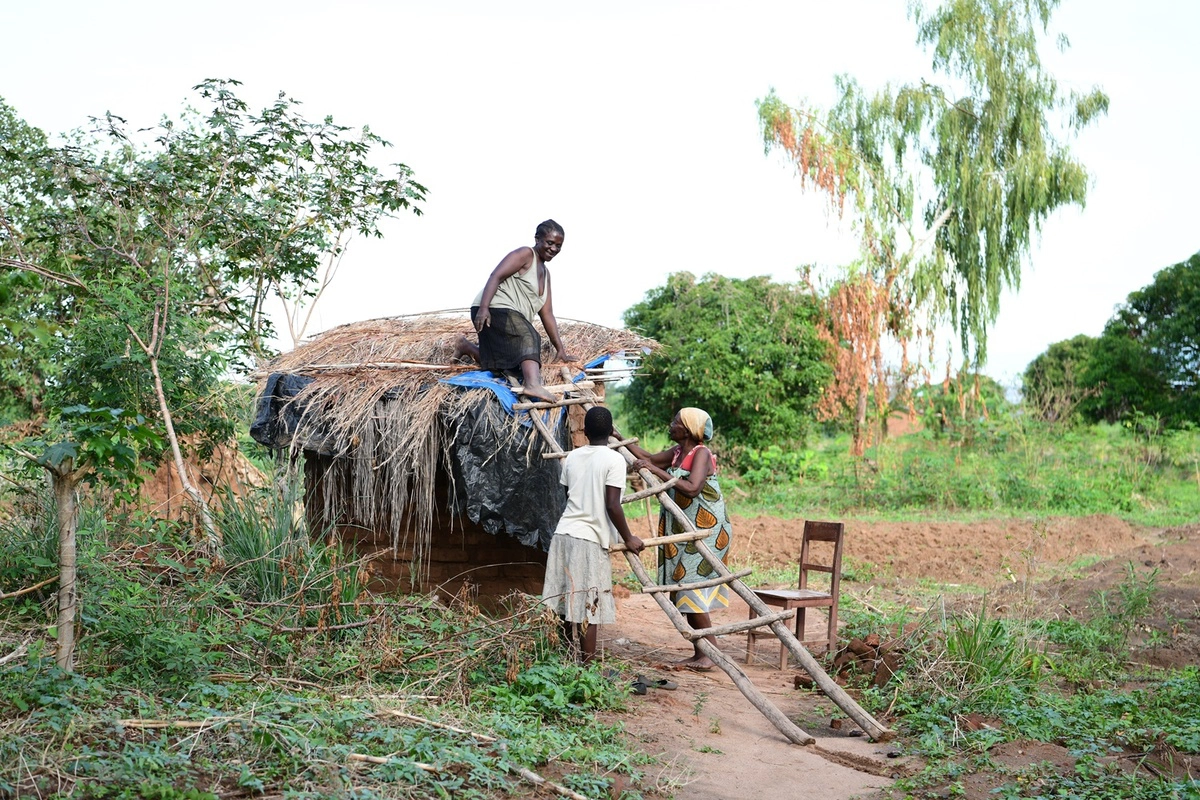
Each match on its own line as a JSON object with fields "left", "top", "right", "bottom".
{"left": 630, "top": 675, "right": 650, "bottom": 695}
{"left": 650, "top": 678, "right": 678, "bottom": 690}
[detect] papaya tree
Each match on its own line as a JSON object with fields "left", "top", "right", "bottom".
{"left": 758, "top": 0, "right": 1108, "bottom": 453}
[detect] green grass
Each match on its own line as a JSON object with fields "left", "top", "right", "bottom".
{"left": 614, "top": 408, "right": 1200, "bottom": 526}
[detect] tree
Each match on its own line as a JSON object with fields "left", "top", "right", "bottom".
{"left": 0, "top": 82, "right": 427, "bottom": 668}
{"left": 758, "top": 0, "right": 1107, "bottom": 447}
{"left": 1022, "top": 333, "right": 1096, "bottom": 421}
{"left": 622, "top": 273, "right": 831, "bottom": 452}
{"left": 1078, "top": 252, "right": 1199, "bottom": 427}
{"left": 0, "top": 100, "right": 64, "bottom": 421}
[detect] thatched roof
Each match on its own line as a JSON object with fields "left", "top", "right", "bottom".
{"left": 252, "top": 311, "right": 657, "bottom": 575}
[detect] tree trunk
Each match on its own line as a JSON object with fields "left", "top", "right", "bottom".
{"left": 147, "top": 353, "right": 220, "bottom": 558}
{"left": 52, "top": 464, "right": 80, "bottom": 672}
{"left": 852, "top": 386, "right": 869, "bottom": 457}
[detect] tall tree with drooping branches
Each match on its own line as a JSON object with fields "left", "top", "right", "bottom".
{"left": 759, "top": 0, "right": 1107, "bottom": 453}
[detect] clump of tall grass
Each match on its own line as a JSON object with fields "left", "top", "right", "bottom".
{"left": 0, "top": 490, "right": 58, "bottom": 591}
{"left": 216, "top": 483, "right": 368, "bottom": 629}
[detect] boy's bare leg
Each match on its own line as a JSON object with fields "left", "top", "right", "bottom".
{"left": 451, "top": 336, "right": 480, "bottom": 363}
{"left": 579, "top": 622, "right": 599, "bottom": 664}
{"left": 678, "top": 612, "right": 717, "bottom": 669}
{"left": 520, "top": 359, "right": 556, "bottom": 403}
{"left": 560, "top": 618, "right": 582, "bottom": 662}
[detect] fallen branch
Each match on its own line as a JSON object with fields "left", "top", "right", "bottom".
{"left": 117, "top": 717, "right": 231, "bottom": 730}
{"left": 372, "top": 711, "right": 591, "bottom": 800}
{"left": 0, "top": 638, "right": 31, "bottom": 665}
{"left": 0, "top": 575, "right": 57, "bottom": 600}
{"left": 511, "top": 764, "right": 591, "bottom": 800}
{"left": 383, "top": 710, "right": 497, "bottom": 742}
{"left": 846, "top": 589, "right": 886, "bottom": 616}
{"left": 274, "top": 615, "right": 379, "bottom": 634}
{"left": 347, "top": 752, "right": 439, "bottom": 774}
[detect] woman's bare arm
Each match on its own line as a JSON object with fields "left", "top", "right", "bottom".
{"left": 669, "top": 447, "right": 712, "bottom": 498}
{"left": 537, "top": 272, "right": 578, "bottom": 362}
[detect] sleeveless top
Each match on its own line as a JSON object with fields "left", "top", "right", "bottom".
{"left": 473, "top": 248, "right": 548, "bottom": 323}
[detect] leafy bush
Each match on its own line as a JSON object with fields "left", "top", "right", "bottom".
{"left": 739, "top": 445, "right": 828, "bottom": 485}
{"left": 622, "top": 272, "right": 831, "bottom": 451}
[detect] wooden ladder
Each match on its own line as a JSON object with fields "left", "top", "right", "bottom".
{"left": 512, "top": 368, "right": 892, "bottom": 745}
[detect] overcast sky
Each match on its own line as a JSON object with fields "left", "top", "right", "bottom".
{"left": 3, "top": 1, "right": 1197, "bottom": 386}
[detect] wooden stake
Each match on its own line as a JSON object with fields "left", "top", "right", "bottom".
{"left": 609, "top": 528, "right": 712, "bottom": 553}
{"left": 512, "top": 396, "right": 592, "bottom": 410}
{"left": 511, "top": 380, "right": 595, "bottom": 394}
{"left": 541, "top": 437, "right": 638, "bottom": 459}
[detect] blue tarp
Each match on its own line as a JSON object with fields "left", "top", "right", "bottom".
{"left": 437, "top": 354, "right": 612, "bottom": 422}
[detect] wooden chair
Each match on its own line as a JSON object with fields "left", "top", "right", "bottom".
{"left": 744, "top": 520, "right": 845, "bottom": 670}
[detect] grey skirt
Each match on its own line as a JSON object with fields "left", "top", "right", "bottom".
{"left": 541, "top": 535, "right": 616, "bottom": 625}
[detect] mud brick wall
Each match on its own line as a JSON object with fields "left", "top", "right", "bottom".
{"left": 348, "top": 519, "right": 547, "bottom": 603}
{"left": 567, "top": 380, "right": 605, "bottom": 448}
{"left": 304, "top": 454, "right": 547, "bottom": 604}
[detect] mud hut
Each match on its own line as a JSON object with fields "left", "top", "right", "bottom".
{"left": 250, "top": 312, "right": 655, "bottom": 602}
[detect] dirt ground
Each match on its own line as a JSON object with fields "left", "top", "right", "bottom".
{"left": 597, "top": 514, "right": 1200, "bottom": 800}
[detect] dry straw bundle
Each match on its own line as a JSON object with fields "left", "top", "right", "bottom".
{"left": 255, "top": 311, "right": 656, "bottom": 575}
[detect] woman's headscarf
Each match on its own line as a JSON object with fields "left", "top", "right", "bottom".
{"left": 678, "top": 407, "right": 713, "bottom": 442}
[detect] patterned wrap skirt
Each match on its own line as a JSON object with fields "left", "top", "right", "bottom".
{"left": 657, "top": 468, "right": 733, "bottom": 613}
{"left": 472, "top": 305, "right": 542, "bottom": 373}
{"left": 541, "top": 534, "right": 616, "bottom": 625}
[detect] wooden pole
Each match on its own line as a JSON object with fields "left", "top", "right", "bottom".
{"left": 642, "top": 568, "right": 754, "bottom": 594}
{"left": 681, "top": 609, "right": 796, "bottom": 640}
{"left": 620, "top": 475, "right": 680, "bottom": 504}
{"left": 512, "top": 396, "right": 592, "bottom": 411}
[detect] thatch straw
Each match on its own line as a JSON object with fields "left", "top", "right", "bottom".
{"left": 256, "top": 312, "right": 657, "bottom": 582}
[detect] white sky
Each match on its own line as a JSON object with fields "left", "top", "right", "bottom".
{"left": 3, "top": 0, "right": 1197, "bottom": 387}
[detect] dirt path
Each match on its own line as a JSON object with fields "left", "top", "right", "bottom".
{"left": 600, "top": 591, "right": 903, "bottom": 800}
{"left": 597, "top": 514, "right": 1200, "bottom": 800}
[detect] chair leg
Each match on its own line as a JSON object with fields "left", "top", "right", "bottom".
{"left": 827, "top": 602, "right": 838, "bottom": 656}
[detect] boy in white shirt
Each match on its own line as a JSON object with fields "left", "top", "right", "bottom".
{"left": 541, "top": 406, "right": 645, "bottom": 662}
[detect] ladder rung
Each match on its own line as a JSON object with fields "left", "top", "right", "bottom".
{"left": 620, "top": 475, "right": 680, "bottom": 504}
{"left": 541, "top": 437, "right": 639, "bottom": 459}
{"left": 512, "top": 380, "right": 595, "bottom": 395}
{"left": 642, "top": 568, "right": 753, "bottom": 594}
{"left": 681, "top": 609, "right": 795, "bottom": 640}
{"left": 512, "top": 396, "right": 593, "bottom": 410}
{"left": 609, "top": 529, "right": 711, "bottom": 553}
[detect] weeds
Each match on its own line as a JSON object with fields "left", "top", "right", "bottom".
{"left": 0, "top": 487, "right": 652, "bottom": 799}
{"left": 836, "top": 568, "right": 1197, "bottom": 798}
{"left": 708, "top": 422, "right": 1200, "bottom": 526}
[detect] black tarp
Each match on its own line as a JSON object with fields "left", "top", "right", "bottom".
{"left": 446, "top": 402, "right": 567, "bottom": 552}
{"left": 250, "top": 372, "right": 567, "bottom": 552}
{"left": 249, "top": 373, "right": 317, "bottom": 451}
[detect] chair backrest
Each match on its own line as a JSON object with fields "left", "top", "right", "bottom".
{"left": 798, "top": 520, "right": 845, "bottom": 594}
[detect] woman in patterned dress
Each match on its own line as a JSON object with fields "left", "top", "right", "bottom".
{"left": 627, "top": 407, "right": 732, "bottom": 670}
